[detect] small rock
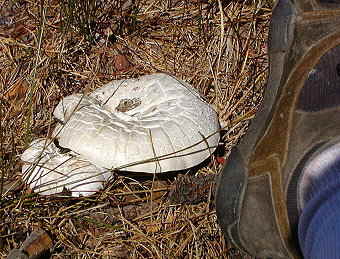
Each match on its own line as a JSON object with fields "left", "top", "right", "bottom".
{"left": 7, "top": 249, "right": 28, "bottom": 259}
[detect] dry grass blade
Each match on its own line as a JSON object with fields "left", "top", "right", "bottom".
{"left": 0, "top": 0, "right": 271, "bottom": 258}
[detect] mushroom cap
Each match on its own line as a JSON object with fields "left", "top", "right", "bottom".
{"left": 21, "top": 138, "right": 110, "bottom": 197}
{"left": 53, "top": 73, "right": 220, "bottom": 173}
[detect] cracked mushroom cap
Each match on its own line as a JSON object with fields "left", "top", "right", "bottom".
{"left": 53, "top": 73, "right": 220, "bottom": 173}
{"left": 21, "top": 138, "right": 110, "bottom": 197}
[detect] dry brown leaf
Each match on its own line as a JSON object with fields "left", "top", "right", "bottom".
{"left": 4, "top": 79, "right": 28, "bottom": 101}
{"left": 113, "top": 54, "right": 130, "bottom": 72}
{"left": 7, "top": 229, "right": 52, "bottom": 259}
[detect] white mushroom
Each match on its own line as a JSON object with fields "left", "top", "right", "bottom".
{"left": 21, "top": 139, "right": 109, "bottom": 197}
{"left": 21, "top": 73, "right": 220, "bottom": 196}
{"left": 54, "top": 73, "right": 220, "bottom": 172}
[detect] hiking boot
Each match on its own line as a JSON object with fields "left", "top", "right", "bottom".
{"left": 215, "top": 0, "right": 340, "bottom": 258}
